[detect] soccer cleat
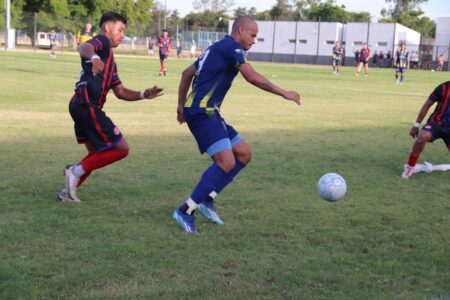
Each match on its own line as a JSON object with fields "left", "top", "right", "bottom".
{"left": 57, "top": 187, "right": 80, "bottom": 203}
{"left": 172, "top": 208, "right": 197, "bottom": 233}
{"left": 197, "top": 201, "right": 224, "bottom": 225}
{"left": 65, "top": 166, "right": 81, "bottom": 202}
{"left": 402, "top": 165, "right": 415, "bottom": 179}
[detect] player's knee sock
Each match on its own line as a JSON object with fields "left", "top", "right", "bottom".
{"left": 81, "top": 148, "right": 129, "bottom": 173}
{"left": 202, "top": 159, "right": 247, "bottom": 204}
{"left": 400, "top": 75, "right": 404, "bottom": 83}
{"left": 407, "top": 152, "right": 420, "bottom": 167}
{"left": 180, "top": 163, "right": 228, "bottom": 214}
{"left": 76, "top": 151, "right": 95, "bottom": 187}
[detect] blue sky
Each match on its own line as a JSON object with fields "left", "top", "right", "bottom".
{"left": 166, "top": 0, "right": 448, "bottom": 21}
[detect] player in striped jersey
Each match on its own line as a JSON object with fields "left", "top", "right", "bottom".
{"left": 58, "top": 12, "right": 163, "bottom": 202}
{"left": 394, "top": 43, "right": 410, "bottom": 85}
{"left": 402, "top": 81, "right": 450, "bottom": 178}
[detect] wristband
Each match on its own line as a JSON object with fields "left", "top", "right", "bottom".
{"left": 140, "top": 91, "right": 145, "bottom": 99}
{"left": 91, "top": 54, "right": 100, "bottom": 61}
{"left": 413, "top": 122, "right": 420, "bottom": 128}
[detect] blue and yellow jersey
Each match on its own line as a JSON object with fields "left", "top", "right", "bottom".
{"left": 332, "top": 46, "right": 342, "bottom": 60}
{"left": 49, "top": 32, "right": 57, "bottom": 44}
{"left": 184, "top": 35, "right": 246, "bottom": 110}
{"left": 396, "top": 50, "right": 409, "bottom": 68}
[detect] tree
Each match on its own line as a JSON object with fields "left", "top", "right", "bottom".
{"left": 233, "top": 6, "right": 257, "bottom": 18}
{"left": 380, "top": 0, "right": 435, "bottom": 37}
{"left": 193, "top": 0, "right": 234, "bottom": 12}
{"left": 270, "top": 0, "right": 294, "bottom": 20}
{"left": 184, "top": 10, "right": 230, "bottom": 31}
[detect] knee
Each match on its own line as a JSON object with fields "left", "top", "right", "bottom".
{"left": 118, "top": 147, "right": 129, "bottom": 159}
{"left": 238, "top": 150, "right": 252, "bottom": 165}
{"left": 416, "top": 132, "right": 431, "bottom": 144}
{"left": 217, "top": 157, "right": 236, "bottom": 173}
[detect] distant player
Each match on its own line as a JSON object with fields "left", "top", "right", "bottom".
{"left": 58, "top": 12, "right": 163, "bottom": 202}
{"left": 77, "top": 22, "right": 95, "bottom": 45}
{"left": 355, "top": 43, "right": 370, "bottom": 77}
{"left": 173, "top": 16, "right": 300, "bottom": 233}
{"left": 49, "top": 28, "right": 57, "bottom": 59}
{"left": 158, "top": 29, "right": 171, "bottom": 76}
{"left": 394, "top": 43, "right": 410, "bottom": 85}
{"left": 332, "top": 41, "right": 343, "bottom": 75}
{"left": 402, "top": 81, "right": 450, "bottom": 179}
{"left": 436, "top": 54, "right": 445, "bottom": 71}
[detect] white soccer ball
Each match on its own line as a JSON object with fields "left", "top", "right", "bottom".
{"left": 317, "top": 173, "right": 347, "bottom": 202}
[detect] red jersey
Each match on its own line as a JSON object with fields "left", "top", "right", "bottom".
{"left": 359, "top": 48, "right": 370, "bottom": 62}
{"left": 428, "top": 81, "right": 450, "bottom": 127}
{"left": 158, "top": 36, "right": 171, "bottom": 55}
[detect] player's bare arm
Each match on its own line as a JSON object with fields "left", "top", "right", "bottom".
{"left": 78, "top": 42, "right": 104, "bottom": 76}
{"left": 177, "top": 64, "right": 197, "bottom": 124}
{"left": 239, "top": 63, "right": 300, "bottom": 105}
{"left": 113, "top": 84, "right": 163, "bottom": 101}
{"left": 410, "top": 99, "right": 434, "bottom": 138}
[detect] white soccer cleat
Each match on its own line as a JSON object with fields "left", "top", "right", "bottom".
{"left": 65, "top": 166, "right": 81, "bottom": 202}
{"left": 402, "top": 165, "right": 415, "bottom": 179}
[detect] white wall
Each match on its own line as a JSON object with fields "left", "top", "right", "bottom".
{"left": 433, "top": 17, "right": 450, "bottom": 59}
{"left": 395, "top": 23, "right": 420, "bottom": 53}
{"left": 344, "top": 23, "right": 369, "bottom": 57}
{"left": 368, "top": 23, "right": 395, "bottom": 56}
{"left": 273, "top": 21, "right": 296, "bottom": 54}
{"left": 296, "top": 22, "right": 320, "bottom": 55}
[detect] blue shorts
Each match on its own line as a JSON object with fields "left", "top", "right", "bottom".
{"left": 160, "top": 52, "right": 168, "bottom": 61}
{"left": 184, "top": 108, "right": 242, "bottom": 156}
{"left": 396, "top": 66, "right": 406, "bottom": 73}
{"left": 332, "top": 58, "right": 340, "bottom": 64}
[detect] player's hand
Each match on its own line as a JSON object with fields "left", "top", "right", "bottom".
{"left": 92, "top": 58, "right": 104, "bottom": 76}
{"left": 283, "top": 91, "right": 301, "bottom": 106}
{"left": 410, "top": 126, "right": 419, "bottom": 139}
{"left": 143, "top": 86, "right": 164, "bottom": 99}
{"left": 177, "top": 103, "right": 185, "bottom": 124}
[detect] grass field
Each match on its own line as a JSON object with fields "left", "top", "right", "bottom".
{"left": 1, "top": 50, "right": 449, "bottom": 299}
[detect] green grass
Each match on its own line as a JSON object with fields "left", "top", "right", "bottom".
{"left": 1, "top": 50, "right": 449, "bottom": 299}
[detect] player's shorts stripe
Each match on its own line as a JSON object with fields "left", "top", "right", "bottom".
{"left": 207, "top": 138, "right": 232, "bottom": 157}
{"left": 230, "top": 134, "right": 242, "bottom": 147}
{"left": 184, "top": 92, "right": 196, "bottom": 108}
{"left": 200, "top": 82, "right": 219, "bottom": 108}
{"left": 89, "top": 105, "right": 111, "bottom": 145}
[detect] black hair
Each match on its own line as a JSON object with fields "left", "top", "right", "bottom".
{"left": 163, "top": 29, "right": 168, "bottom": 32}
{"left": 99, "top": 12, "right": 127, "bottom": 28}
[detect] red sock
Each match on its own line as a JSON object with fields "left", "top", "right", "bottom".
{"left": 407, "top": 152, "right": 420, "bottom": 167}
{"left": 81, "top": 148, "right": 129, "bottom": 173}
{"left": 77, "top": 151, "right": 95, "bottom": 188}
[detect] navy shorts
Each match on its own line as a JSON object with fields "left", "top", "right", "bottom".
{"left": 160, "top": 52, "right": 168, "bottom": 61}
{"left": 332, "top": 58, "right": 340, "bottom": 64}
{"left": 69, "top": 94, "right": 123, "bottom": 152}
{"left": 422, "top": 122, "right": 450, "bottom": 150}
{"left": 184, "top": 108, "right": 242, "bottom": 156}
{"left": 396, "top": 66, "right": 406, "bottom": 73}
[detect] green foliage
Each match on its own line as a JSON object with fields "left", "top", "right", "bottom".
{"left": 380, "top": 0, "right": 435, "bottom": 36}
{"left": 193, "top": 0, "right": 235, "bottom": 12}
{"left": 184, "top": 10, "right": 229, "bottom": 30}
{"left": 233, "top": 6, "right": 257, "bottom": 19}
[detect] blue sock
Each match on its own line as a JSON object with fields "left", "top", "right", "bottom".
{"left": 216, "top": 159, "right": 246, "bottom": 193}
{"left": 190, "top": 163, "right": 228, "bottom": 203}
{"left": 400, "top": 75, "right": 404, "bottom": 83}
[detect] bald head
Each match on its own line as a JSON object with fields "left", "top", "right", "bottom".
{"left": 231, "top": 16, "right": 257, "bottom": 33}
{"left": 230, "top": 16, "right": 258, "bottom": 51}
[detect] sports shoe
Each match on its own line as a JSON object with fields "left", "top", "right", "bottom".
{"left": 402, "top": 165, "right": 415, "bottom": 179}
{"left": 57, "top": 187, "right": 81, "bottom": 203}
{"left": 65, "top": 166, "right": 81, "bottom": 202}
{"left": 197, "top": 201, "right": 224, "bottom": 225}
{"left": 172, "top": 208, "right": 197, "bottom": 233}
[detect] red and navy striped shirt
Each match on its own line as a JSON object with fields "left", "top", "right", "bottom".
{"left": 428, "top": 81, "right": 450, "bottom": 127}
{"left": 75, "top": 34, "right": 121, "bottom": 109}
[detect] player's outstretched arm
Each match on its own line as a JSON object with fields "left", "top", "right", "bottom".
{"left": 177, "top": 64, "right": 197, "bottom": 124}
{"left": 239, "top": 63, "right": 300, "bottom": 105}
{"left": 113, "top": 84, "right": 163, "bottom": 101}
{"left": 409, "top": 99, "right": 434, "bottom": 138}
{"left": 78, "top": 42, "right": 104, "bottom": 76}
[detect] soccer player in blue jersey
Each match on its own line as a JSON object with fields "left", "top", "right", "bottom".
{"left": 173, "top": 16, "right": 301, "bottom": 233}
{"left": 402, "top": 81, "right": 450, "bottom": 179}
{"left": 49, "top": 28, "right": 57, "bottom": 59}
{"left": 332, "top": 41, "right": 343, "bottom": 75}
{"left": 58, "top": 12, "right": 163, "bottom": 202}
{"left": 394, "top": 43, "right": 410, "bottom": 85}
